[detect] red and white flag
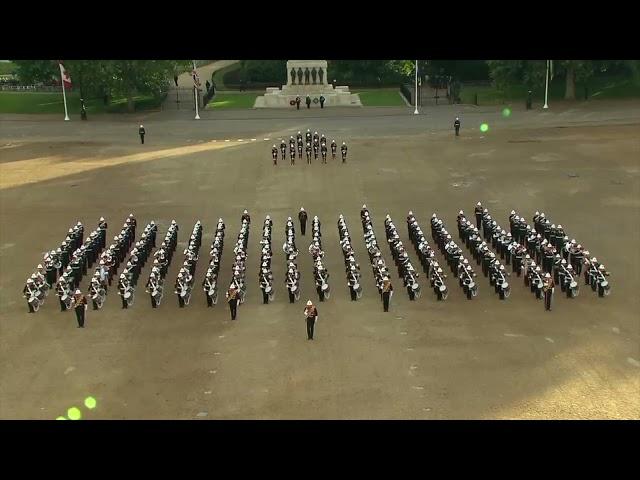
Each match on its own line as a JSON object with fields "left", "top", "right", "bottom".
{"left": 59, "top": 62, "right": 72, "bottom": 88}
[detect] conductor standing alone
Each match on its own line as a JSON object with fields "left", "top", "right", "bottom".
{"left": 304, "top": 300, "right": 318, "bottom": 340}
{"left": 454, "top": 117, "right": 461, "bottom": 137}
{"left": 72, "top": 289, "right": 88, "bottom": 328}
{"left": 226, "top": 284, "right": 239, "bottom": 320}
{"left": 139, "top": 124, "right": 146, "bottom": 144}
{"left": 298, "top": 207, "right": 308, "bottom": 236}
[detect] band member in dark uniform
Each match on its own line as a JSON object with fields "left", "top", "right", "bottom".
{"left": 280, "top": 139, "right": 287, "bottom": 161}
{"left": 454, "top": 117, "right": 461, "bottom": 136}
{"left": 321, "top": 141, "right": 328, "bottom": 164}
{"left": 295, "top": 96, "right": 301, "bottom": 110}
{"left": 298, "top": 207, "right": 308, "bottom": 236}
{"left": 241, "top": 209, "right": 251, "bottom": 224}
{"left": 474, "top": 202, "right": 483, "bottom": 230}
{"left": 313, "top": 141, "right": 319, "bottom": 160}
{"left": 331, "top": 140, "right": 337, "bottom": 160}
{"left": 272, "top": 144, "right": 278, "bottom": 166}
{"left": 306, "top": 95, "right": 311, "bottom": 109}
{"left": 289, "top": 136, "right": 296, "bottom": 161}
{"left": 543, "top": 273, "right": 554, "bottom": 311}
{"left": 341, "top": 142, "right": 348, "bottom": 163}
{"left": 139, "top": 124, "right": 146, "bottom": 144}
{"left": 305, "top": 142, "right": 312, "bottom": 164}
{"left": 98, "top": 217, "right": 108, "bottom": 250}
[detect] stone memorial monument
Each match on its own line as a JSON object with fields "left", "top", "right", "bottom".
{"left": 254, "top": 60, "right": 361, "bottom": 108}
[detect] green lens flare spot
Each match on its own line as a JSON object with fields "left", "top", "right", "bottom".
{"left": 84, "top": 396, "right": 97, "bottom": 409}
{"left": 480, "top": 123, "right": 489, "bottom": 132}
{"left": 67, "top": 407, "right": 82, "bottom": 420}
{"left": 56, "top": 416, "right": 67, "bottom": 420}
{"left": 502, "top": 108, "right": 512, "bottom": 117}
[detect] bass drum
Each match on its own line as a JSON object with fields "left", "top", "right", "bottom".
{"left": 28, "top": 296, "right": 41, "bottom": 312}
{"left": 321, "top": 283, "right": 330, "bottom": 299}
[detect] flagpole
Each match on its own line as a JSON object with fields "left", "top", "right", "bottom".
{"left": 413, "top": 60, "right": 419, "bottom": 115}
{"left": 543, "top": 60, "right": 550, "bottom": 110}
{"left": 60, "top": 64, "right": 70, "bottom": 121}
{"left": 193, "top": 60, "right": 200, "bottom": 120}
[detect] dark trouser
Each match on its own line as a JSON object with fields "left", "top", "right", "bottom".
{"left": 544, "top": 289, "right": 552, "bottom": 310}
{"left": 288, "top": 290, "right": 295, "bottom": 303}
{"left": 151, "top": 295, "right": 158, "bottom": 308}
{"left": 140, "top": 134, "right": 145, "bottom": 144}
{"left": 475, "top": 214, "right": 482, "bottom": 230}
{"left": 350, "top": 286, "right": 357, "bottom": 301}
{"left": 297, "top": 103, "right": 300, "bottom": 110}
{"left": 229, "top": 299, "right": 237, "bottom": 319}
{"left": 307, "top": 103, "right": 311, "bottom": 109}
{"left": 262, "top": 289, "right": 269, "bottom": 304}
{"left": 27, "top": 301, "right": 35, "bottom": 313}
{"left": 177, "top": 295, "right": 185, "bottom": 308}
{"left": 300, "top": 221, "right": 306, "bottom": 236}
{"left": 455, "top": 126, "right": 460, "bottom": 136}
{"left": 206, "top": 294, "right": 213, "bottom": 307}
{"left": 75, "top": 306, "right": 85, "bottom": 327}
{"left": 316, "top": 285, "right": 324, "bottom": 301}
{"left": 382, "top": 291, "right": 390, "bottom": 312}
{"left": 306, "top": 317, "right": 315, "bottom": 339}
{"left": 122, "top": 296, "right": 128, "bottom": 309}
{"left": 320, "top": 102, "right": 324, "bottom": 109}
{"left": 60, "top": 298, "right": 67, "bottom": 311}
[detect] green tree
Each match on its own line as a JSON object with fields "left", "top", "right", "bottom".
{"left": 63, "top": 60, "right": 105, "bottom": 99}
{"left": 106, "top": 60, "right": 188, "bottom": 112}
{"left": 11, "top": 60, "right": 58, "bottom": 84}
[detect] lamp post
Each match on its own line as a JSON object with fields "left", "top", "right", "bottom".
{"left": 543, "top": 59, "right": 550, "bottom": 109}
{"left": 193, "top": 60, "right": 201, "bottom": 120}
{"left": 414, "top": 60, "right": 419, "bottom": 115}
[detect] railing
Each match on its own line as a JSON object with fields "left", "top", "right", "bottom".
{"left": 0, "top": 84, "right": 74, "bottom": 92}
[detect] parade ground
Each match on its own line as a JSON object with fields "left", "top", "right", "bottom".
{"left": 1, "top": 101, "right": 639, "bottom": 419}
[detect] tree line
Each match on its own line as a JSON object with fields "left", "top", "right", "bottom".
{"left": 11, "top": 60, "right": 640, "bottom": 106}
{"left": 11, "top": 60, "right": 190, "bottom": 112}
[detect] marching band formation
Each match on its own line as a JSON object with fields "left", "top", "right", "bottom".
{"left": 22, "top": 205, "right": 613, "bottom": 321}
{"left": 271, "top": 129, "right": 348, "bottom": 166}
